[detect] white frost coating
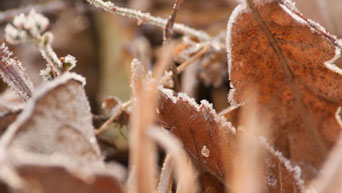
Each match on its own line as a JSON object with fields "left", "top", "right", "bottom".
{"left": 280, "top": 0, "right": 342, "bottom": 75}
{"left": 323, "top": 46, "right": 342, "bottom": 75}
{"left": 334, "top": 107, "right": 342, "bottom": 128}
{"left": 0, "top": 43, "right": 34, "bottom": 101}
{"left": 280, "top": 0, "right": 342, "bottom": 50}
{"left": 62, "top": 54, "right": 77, "bottom": 71}
{"left": 279, "top": 4, "right": 307, "bottom": 25}
{"left": 159, "top": 88, "right": 236, "bottom": 134}
{"left": 0, "top": 72, "right": 101, "bottom": 162}
{"left": 251, "top": 0, "right": 275, "bottom": 6}
{"left": 259, "top": 137, "right": 306, "bottom": 192}
{"left": 226, "top": 3, "right": 247, "bottom": 105}
{"left": 130, "top": 58, "right": 144, "bottom": 90}
{"left": 201, "top": 145, "right": 210, "bottom": 158}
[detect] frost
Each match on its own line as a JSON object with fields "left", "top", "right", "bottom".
{"left": 259, "top": 137, "right": 306, "bottom": 192}
{"left": 62, "top": 55, "right": 77, "bottom": 71}
{"left": 279, "top": 4, "right": 307, "bottom": 25}
{"left": 323, "top": 46, "right": 342, "bottom": 75}
{"left": 0, "top": 43, "right": 34, "bottom": 101}
{"left": 226, "top": 3, "right": 247, "bottom": 105}
{"left": 335, "top": 107, "right": 342, "bottom": 127}
{"left": 159, "top": 87, "right": 236, "bottom": 134}
{"left": 0, "top": 72, "right": 99, "bottom": 163}
{"left": 201, "top": 145, "right": 210, "bottom": 158}
{"left": 4, "top": 24, "right": 27, "bottom": 45}
{"left": 267, "top": 174, "right": 277, "bottom": 187}
{"left": 250, "top": 0, "right": 275, "bottom": 6}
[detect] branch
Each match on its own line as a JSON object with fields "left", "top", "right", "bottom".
{"left": 86, "top": 0, "right": 211, "bottom": 41}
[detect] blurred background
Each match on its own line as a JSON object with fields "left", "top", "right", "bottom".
{"left": 1, "top": 1, "right": 341, "bottom": 192}
{"left": 0, "top": 0, "right": 341, "bottom": 113}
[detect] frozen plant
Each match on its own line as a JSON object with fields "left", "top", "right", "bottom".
{"left": 0, "top": 43, "right": 34, "bottom": 101}
{"left": 4, "top": 9, "right": 77, "bottom": 81}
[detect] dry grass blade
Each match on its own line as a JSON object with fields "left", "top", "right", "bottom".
{"left": 147, "top": 127, "right": 199, "bottom": 193}
{"left": 129, "top": 58, "right": 158, "bottom": 193}
{"left": 230, "top": 98, "right": 267, "bottom": 193}
{"left": 164, "top": 0, "right": 184, "bottom": 42}
{"left": 157, "top": 155, "right": 173, "bottom": 193}
{"left": 305, "top": 134, "right": 342, "bottom": 193}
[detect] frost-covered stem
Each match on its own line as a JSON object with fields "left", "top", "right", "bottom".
{"left": 5, "top": 10, "right": 78, "bottom": 80}
{"left": 86, "top": 0, "right": 211, "bottom": 41}
{"left": 36, "top": 36, "right": 61, "bottom": 78}
{"left": 0, "top": 43, "right": 34, "bottom": 101}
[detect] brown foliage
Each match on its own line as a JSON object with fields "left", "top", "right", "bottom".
{"left": 228, "top": 0, "right": 342, "bottom": 181}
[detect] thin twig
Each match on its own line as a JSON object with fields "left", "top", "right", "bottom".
{"left": 164, "top": 0, "right": 183, "bottom": 42}
{"left": 177, "top": 45, "right": 208, "bottom": 73}
{"left": 95, "top": 99, "right": 133, "bottom": 136}
{"left": 86, "top": 0, "right": 211, "bottom": 41}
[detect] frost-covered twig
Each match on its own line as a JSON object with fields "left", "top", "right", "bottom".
{"left": 86, "top": 0, "right": 211, "bottom": 41}
{"left": 0, "top": 43, "right": 34, "bottom": 101}
{"left": 4, "top": 10, "right": 77, "bottom": 80}
{"left": 164, "top": 0, "right": 183, "bottom": 42}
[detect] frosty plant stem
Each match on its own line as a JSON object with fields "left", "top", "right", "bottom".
{"left": 0, "top": 43, "right": 34, "bottom": 101}
{"left": 4, "top": 9, "right": 77, "bottom": 81}
{"left": 86, "top": 0, "right": 211, "bottom": 41}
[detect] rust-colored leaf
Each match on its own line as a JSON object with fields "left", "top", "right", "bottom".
{"left": 227, "top": 0, "right": 342, "bottom": 182}
{"left": 158, "top": 88, "right": 304, "bottom": 192}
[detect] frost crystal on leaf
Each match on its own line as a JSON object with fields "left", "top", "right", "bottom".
{"left": 0, "top": 43, "right": 34, "bottom": 101}
{"left": 0, "top": 72, "right": 100, "bottom": 163}
{"left": 201, "top": 145, "right": 210, "bottom": 158}
{"left": 62, "top": 55, "right": 77, "bottom": 71}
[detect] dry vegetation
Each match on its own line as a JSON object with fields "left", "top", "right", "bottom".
{"left": 0, "top": 0, "right": 341, "bottom": 193}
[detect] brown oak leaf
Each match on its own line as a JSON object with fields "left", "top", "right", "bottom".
{"left": 227, "top": 0, "right": 342, "bottom": 182}
{"left": 158, "top": 88, "right": 305, "bottom": 192}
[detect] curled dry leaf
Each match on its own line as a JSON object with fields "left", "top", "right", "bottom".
{"left": 0, "top": 72, "right": 125, "bottom": 193}
{"left": 227, "top": 0, "right": 342, "bottom": 182}
{"left": 0, "top": 72, "right": 101, "bottom": 162}
{"left": 158, "top": 88, "right": 304, "bottom": 192}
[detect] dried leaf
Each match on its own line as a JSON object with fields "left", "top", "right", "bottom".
{"left": 0, "top": 153, "right": 125, "bottom": 193}
{"left": 0, "top": 72, "right": 101, "bottom": 162}
{"left": 0, "top": 111, "right": 20, "bottom": 136}
{"left": 158, "top": 88, "right": 305, "bottom": 192}
{"left": 227, "top": 0, "right": 342, "bottom": 182}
